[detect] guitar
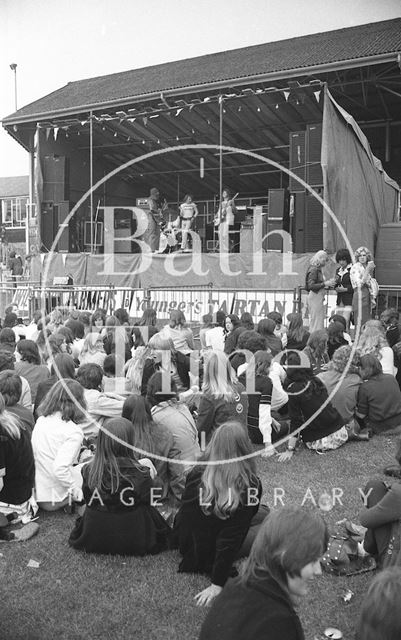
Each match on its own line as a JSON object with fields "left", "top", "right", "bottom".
{"left": 214, "top": 192, "right": 239, "bottom": 227}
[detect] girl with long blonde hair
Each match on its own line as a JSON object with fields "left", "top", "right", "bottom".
{"left": 174, "top": 421, "right": 265, "bottom": 607}
{"left": 197, "top": 351, "right": 248, "bottom": 442}
{"left": 358, "top": 321, "right": 396, "bottom": 375}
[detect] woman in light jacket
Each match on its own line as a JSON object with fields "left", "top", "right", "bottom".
{"left": 305, "top": 250, "right": 334, "bottom": 333}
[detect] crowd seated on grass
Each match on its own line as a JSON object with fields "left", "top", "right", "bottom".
{"left": 2, "top": 299, "right": 401, "bottom": 636}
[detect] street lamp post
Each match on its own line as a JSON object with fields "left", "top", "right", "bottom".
{"left": 9, "top": 63, "right": 17, "bottom": 110}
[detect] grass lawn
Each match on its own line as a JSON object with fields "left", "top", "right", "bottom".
{"left": 1, "top": 433, "right": 398, "bottom": 640}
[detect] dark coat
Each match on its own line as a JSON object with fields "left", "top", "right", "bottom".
{"left": 174, "top": 466, "right": 261, "bottom": 587}
{"left": 335, "top": 265, "right": 353, "bottom": 306}
{"left": 199, "top": 575, "right": 304, "bottom": 640}
{"left": 68, "top": 457, "right": 170, "bottom": 556}
{"left": 287, "top": 376, "right": 344, "bottom": 442}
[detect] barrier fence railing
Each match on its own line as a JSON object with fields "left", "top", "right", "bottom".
{"left": 4, "top": 282, "right": 401, "bottom": 325}
{"left": 1, "top": 282, "right": 299, "bottom": 325}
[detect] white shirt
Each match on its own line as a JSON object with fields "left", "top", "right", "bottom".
{"left": 32, "top": 412, "right": 84, "bottom": 502}
{"left": 205, "top": 326, "right": 225, "bottom": 352}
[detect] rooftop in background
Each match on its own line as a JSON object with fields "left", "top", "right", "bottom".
{"left": 3, "top": 18, "right": 401, "bottom": 123}
{"left": 0, "top": 176, "right": 29, "bottom": 197}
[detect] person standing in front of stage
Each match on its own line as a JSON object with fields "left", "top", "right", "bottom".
{"left": 350, "top": 246, "right": 376, "bottom": 330}
{"left": 305, "top": 250, "right": 334, "bottom": 333}
{"left": 144, "top": 187, "right": 163, "bottom": 253}
{"left": 334, "top": 248, "right": 354, "bottom": 331}
{"left": 179, "top": 194, "right": 198, "bottom": 252}
{"left": 215, "top": 188, "right": 237, "bottom": 253}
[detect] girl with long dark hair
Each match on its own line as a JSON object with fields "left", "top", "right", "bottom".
{"left": 68, "top": 417, "right": 170, "bottom": 555}
{"left": 0, "top": 393, "right": 35, "bottom": 522}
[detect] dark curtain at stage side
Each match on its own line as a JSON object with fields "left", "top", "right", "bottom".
{"left": 321, "top": 86, "right": 399, "bottom": 254}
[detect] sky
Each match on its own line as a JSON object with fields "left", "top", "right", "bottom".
{"left": 1, "top": 0, "right": 401, "bottom": 177}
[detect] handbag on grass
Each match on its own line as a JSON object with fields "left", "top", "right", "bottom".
{"left": 321, "top": 523, "right": 376, "bottom": 576}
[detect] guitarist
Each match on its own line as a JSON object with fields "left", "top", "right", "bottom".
{"left": 145, "top": 187, "right": 167, "bottom": 252}
{"left": 214, "top": 188, "right": 238, "bottom": 253}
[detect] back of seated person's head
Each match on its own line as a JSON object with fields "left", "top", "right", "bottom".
{"left": 212, "top": 310, "right": 226, "bottom": 328}
{"left": 257, "top": 318, "right": 276, "bottom": 337}
{"left": 17, "top": 339, "right": 41, "bottom": 364}
{"left": 237, "top": 330, "right": 267, "bottom": 353}
{"left": 65, "top": 319, "right": 85, "bottom": 340}
{"left": 38, "top": 378, "right": 86, "bottom": 422}
{"left": 44, "top": 334, "right": 64, "bottom": 359}
{"left": 329, "top": 314, "right": 347, "bottom": 331}
{"left": 79, "top": 311, "right": 92, "bottom": 327}
{"left": 76, "top": 363, "right": 103, "bottom": 390}
{"left": 67, "top": 309, "right": 80, "bottom": 321}
{"left": 267, "top": 311, "right": 283, "bottom": 327}
{"left": 138, "top": 308, "right": 157, "bottom": 327}
{"left": 240, "top": 312, "right": 254, "bottom": 330}
{"left": 0, "top": 349, "right": 15, "bottom": 372}
{"left": 364, "top": 319, "right": 385, "bottom": 334}
{"left": 50, "top": 353, "right": 76, "bottom": 380}
{"left": 5, "top": 304, "right": 18, "bottom": 316}
{"left": 169, "top": 309, "right": 186, "bottom": 328}
{"left": 0, "top": 328, "right": 16, "bottom": 346}
{"left": 0, "top": 370, "right": 22, "bottom": 406}
{"left": 327, "top": 321, "right": 345, "bottom": 343}
{"left": 357, "top": 567, "right": 401, "bottom": 640}
{"left": 146, "top": 370, "right": 178, "bottom": 406}
{"left": 3, "top": 313, "right": 17, "bottom": 328}
{"left": 55, "top": 326, "right": 74, "bottom": 345}
{"left": 202, "top": 313, "right": 213, "bottom": 327}
{"left": 32, "top": 310, "right": 43, "bottom": 324}
{"left": 380, "top": 307, "right": 400, "bottom": 328}
{"left": 132, "top": 325, "right": 158, "bottom": 348}
{"left": 114, "top": 308, "right": 130, "bottom": 326}
{"left": 306, "top": 329, "right": 328, "bottom": 355}
{"left": 122, "top": 394, "right": 153, "bottom": 426}
{"left": 359, "top": 353, "right": 383, "bottom": 380}
{"left": 103, "top": 354, "right": 124, "bottom": 377}
{"left": 330, "top": 345, "right": 360, "bottom": 374}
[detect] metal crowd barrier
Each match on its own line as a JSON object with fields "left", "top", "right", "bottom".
{"left": 1, "top": 282, "right": 299, "bottom": 325}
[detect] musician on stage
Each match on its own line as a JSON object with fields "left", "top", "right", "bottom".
{"left": 214, "top": 188, "right": 237, "bottom": 253}
{"left": 179, "top": 194, "right": 198, "bottom": 251}
{"left": 145, "top": 187, "right": 166, "bottom": 252}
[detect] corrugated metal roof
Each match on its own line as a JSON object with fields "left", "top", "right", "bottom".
{"left": 0, "top": 176, "right": 29, "bottom": 197}
{"left": 3, "top": 18, "right": 401, "bottom": 122}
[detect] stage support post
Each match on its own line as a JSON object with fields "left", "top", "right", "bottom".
{"left": 89, "top": 111, "right": 94, "bottom": 253}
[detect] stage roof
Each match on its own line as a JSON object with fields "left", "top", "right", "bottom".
{"left": 3, "top": 18, "right": 401, "bottom": 123}
{"left": 2, "top": 19, "right": 401, "bottom": 201}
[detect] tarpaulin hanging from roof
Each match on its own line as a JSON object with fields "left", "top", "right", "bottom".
{"left": 321, "top": 85, "right": 399, "bottom": 255}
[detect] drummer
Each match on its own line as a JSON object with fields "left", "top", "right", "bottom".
{"left": 179, "top": 194, "right": 198, "bottom": 251}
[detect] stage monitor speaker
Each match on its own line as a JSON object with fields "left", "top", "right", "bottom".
{"left": 289, "top": 131, "right": 306, "bottom": 191}
{"left": 306, "top": 123, "right": 323, "bottom": 186}
{"left": 43, "top": 156, "right": 69, "bottom": 203}
{"left": 40, "top": 201, "right": 55, "bottom": 252}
